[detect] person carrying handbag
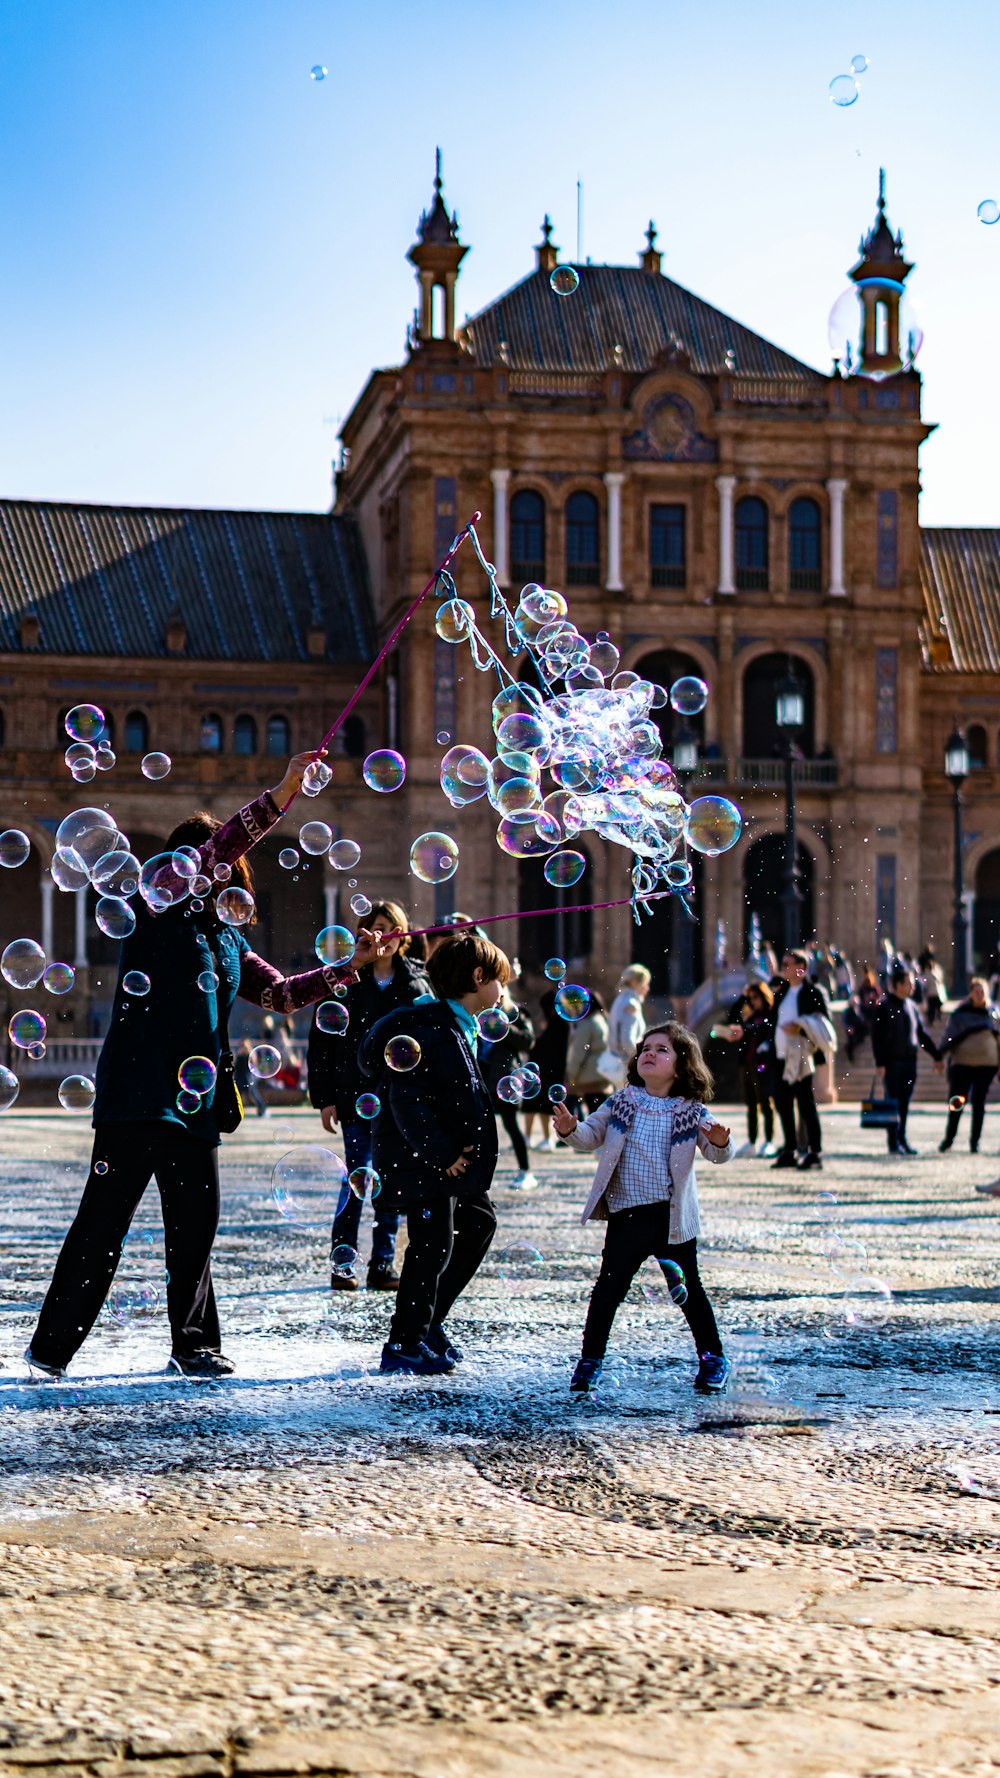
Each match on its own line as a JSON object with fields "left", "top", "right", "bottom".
{"left": 871, "top": 967, "right": 943, "bottom": 1155}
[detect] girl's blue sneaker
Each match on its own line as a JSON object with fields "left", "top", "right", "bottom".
{"left": 694, "top": 1352, "right": 730, "bottom": 1394}
{"left": 570, "top": 1356, "right": 603, "bottom": 1393}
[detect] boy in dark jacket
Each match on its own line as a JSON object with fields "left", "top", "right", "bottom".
{"left": 358, "top": 932, "right": 511, "bottom": 1376}
{"left": 872, "top": 967, "right": 943, "bottom": 1154}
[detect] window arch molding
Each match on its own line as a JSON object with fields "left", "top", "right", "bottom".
{"left": 735, "top": 642, "right": 828, "bottom": 760}
{"left": 564, "top": 487, "right": 600, "bottom": 586}
{"left": 734, "top": 493, "right": 771, "bottom": 591}
{"left": 509, "top": 486, "right": 547, "bottom": 588}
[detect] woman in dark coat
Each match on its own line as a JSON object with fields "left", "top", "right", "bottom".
{"left": 524, "top": 989, "right": 569, "bottom": 1151}
{"left": 25, "top": 754, "right": 383, "bottom": 1380}
{"left": 307, "top": 899, "right": 429, "bottom": 1290}
{"left": 479, "top": 988, "right": 535, "bottom": 1186}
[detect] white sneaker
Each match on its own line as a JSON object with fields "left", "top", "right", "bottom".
{"left": 24, "top": 1345, "right": 65, "bottom": 1380}
{"left": 511, "top": 1169, "right": 539, "bottom": 1191}
{"left": 759, "top": 1141, "right": 778, "bottom": 1158}
{"left": 734, "top": 1141, "right": 755, "bottom": 1158}
{"left": 541, "top": 1135, "right": 559, "bottom": 1152}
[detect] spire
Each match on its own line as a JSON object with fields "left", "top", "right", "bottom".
{"left": 850, "top": 168, "right": 912, "bottom": 284}
{"left": 535, "top": 215, "right": 558, "bottom": 275}
{"left": 640, "top": 219, "right": 661, "bottom": 275}
{"left": 845, "top": 170, "right": 916, "bottom": 378}
{"left": 416, "top": 146, "right": 461, "bottom": 246}
{"left": 407, "top": 153, "right": 468, "bottom": 345}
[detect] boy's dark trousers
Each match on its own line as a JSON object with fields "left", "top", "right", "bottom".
{"left": 30, "top": 1122, "right": 222, "bottom": 1368}
{"left": 581, "top": 1204, "right": 722, "bottom": 1360}
{"left": 774, "top": 1074, "right": 822, "bottom": 1155}
{"left": 883, "top": 1056, "right": 917, "bottom": 1150}
{"left": 389, "top": 1190, "right": 496, "bottom": 1347}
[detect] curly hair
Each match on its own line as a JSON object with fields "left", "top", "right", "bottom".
{"left": 626, "top": 1021, "right": 714, "bottom": 1102}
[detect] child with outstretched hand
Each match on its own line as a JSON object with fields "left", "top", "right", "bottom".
{"left": 551, "top": 1022, "right": 734, "bottom": 1396}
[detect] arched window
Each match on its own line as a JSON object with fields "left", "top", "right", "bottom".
{"left": 233, "top": 714, "right": 257, "bottom": 756}
{"left": 742, "top": 653, "right": 816, "bottom": 758}
{"left": 650, "top": 504, "right": 686, "bottom": 587}
{"left": 789, "top": 497, "right": 822, "bottom": 591}
{"left": 200, "top": 713, "right": 223, "bottom": 754}
{"left": 565, "top": 491, "right": 599, "bottom": 586}
{"left": 342, "top": 715, "right": 366, "bottom": 758}
{"left": 510, "top": 490, "right": 546, "bottom": 586}
{"left": 968, "top": 723, "right": 988, "bottom": 769}
{"left": 735, "top": 496, "right": 769, "bottom": 590}
{"left": 56, "top": 708, "right": 70, "bottom": 747}
{"left": 266, "top": 714, "right": 290, "bottom": 757}
{"left": 635, "top": 648, "right": 707, "bottom": 752}
{"left": 101, "top": 712, "right": 115, "bottom": 748}
{"left": 124, "top": 711, "right": 149, "bottom": 754}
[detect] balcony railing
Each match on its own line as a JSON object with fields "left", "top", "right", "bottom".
{"left": 651, "top": 564, "right": 687, "bottom": 588}
{"left": 736, "top": 757, "right": 839, "bottom": 787}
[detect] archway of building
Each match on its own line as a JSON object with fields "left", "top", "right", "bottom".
{"left": 634, "top": 648, "right": 708, "bottom": 753}
{"left": 518, "top": 846, "right": 594, "bottom": 976}
{"left": 742, "top": 652, "right": 816, "bottom": 758}
{"left": 630, "top": 856, "right": 705, "bottom": 998}
{"left": 742, "top": 833, "right": 816, "bottom": 954}
{"left": 973, "top": 847, "right": 1000, "bottom": 972}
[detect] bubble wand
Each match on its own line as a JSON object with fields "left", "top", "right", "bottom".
{"left": 405, "top": 888, "right": 696, "bottom": 941}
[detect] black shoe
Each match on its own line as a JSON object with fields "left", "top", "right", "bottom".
{"left": 939, "top": 1139, "right": 953, "bottom": 1152}
{"left": 330, "top": 1268, "right": 359, "bottom": 1292}
{"left": 24, "top": 1345, "right": 66, "bottom": 1380}
{"left": 570, "top": 1356, "right": 603, "bottom": 1393}
{"left": 425, "top": 1323, "right": 463, "bottom": 1364}
{"left": 168, "top": 1349, "right": 235, "bottom": 1379}
{"left": 693, "top": 1352, "right": 731, "bottom": 1394}
{"left": 900, "top": 1140, "right": 918, "bottom": 1156}
{"left": 379, "top": 1340, "right": 454, "bottom": 1376}
{"left": 771, "top": 1151, "right": 799, "bottom": 1169}
{"left": 366, "top": 1264, "right": 400, "bottom": 1291}
{"left": 970, "top": 1144, "right": 979, "bottom": 1155}
{"left": 798, "top": 1152, "right": 822, "bottom": 1171}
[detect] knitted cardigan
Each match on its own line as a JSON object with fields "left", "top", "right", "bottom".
{"left": 564, "top": 1086, "right": 733, "bottom": 1239}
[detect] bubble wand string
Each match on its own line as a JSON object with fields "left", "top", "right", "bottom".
{"left": 405, "top": 889, "right": 690, "bottom": 941}
{"left": 280, "top": 513, "right": 482, "bottom": 814}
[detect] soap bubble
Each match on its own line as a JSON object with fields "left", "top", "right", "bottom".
{"left": 0, "top": 1066, "right": 19, "bottom": 1112}
{"left": 9, "top": 1009, "right": 45, "bottom": 1049}
{"left": 544, "top": 957, "right": 567, "bottom": 981}
{"left": 543, "top": 850, "right": 586, "bottom": 888}
{"left": 435, "top": 598, "right": 475, "bottom": 643}
{"left": 298, "top": 821, "right": 332, "bottom": 855}
{"left": 828, "top": 279, "right": 923, "bottom": 379}
{"left": 949, "top": 1094, "right": 966, "bottom": 1112}
{"left": 72, "top": 761, "right": 97, "bottom": 783}
{"left": 247, "top": 1044, "right": 280, "bottom": 1079}
{"left": 410, "top": 832, "right": 459, "bottom": 883}
{"left": 217, "top": 887, "right": 255, "bottom": 926}
{"left": 96, "top": 896, "right": 136, "bottom": 939}
{"left": 178, "top": 1055, "right": 216, "bottom": 1096}
{"left": 27, "top": 1041, "right": 45, "bottom": 1060}
{"left": 65, "top": 703, "right": 105, "bottom": 742}
{"left": 302, "top": 758, "right": 333, "bottom": 796}
{"left": 514, "top": 1066, "right": 541, "bottom": 1099}
{"left": 65, "top": 742, "right": 95, "bottom": 770}
{"left": 107, "top": 1280, "right": 159, "bottom": 1325}
{"left": 171, "top": 846, "right": 200, "bottom": 882}
{"left": 197, "top": 970, "right": 218, "bottom": 993}
{"left": 95, "top": 742, "right": 116, "bottom": 772}
{"left": 554, "top": 983, "right": 590, "bottom": 1022}
{"left": 589, "top": 637, "right": 621, "bottom": 677}
{"left": 331, "top": 1243, "right": 358, "bottom": 1278}
{"left": 279, "top": 849, "right": 299, "bottom": 870}
{"left": 310, "top": 64, "right": 327, "bottom": 79}
{"left": 548, "top": 1083, "right": 567, "bottom": 1103}
{"left": 977, "top": 199, "right": 1000, "bottom": 226}
{"left": 50, "top": 848, "right": 90, "bottom": 892}
{"left": 328, "top": 839, "right": 361, "bottom": 870}
{"left": 139, "top": 852, "right": 188, "bottom": 912}
{"left": 496, "top": 1075, "right": 524, "bottom": 1105}
{"left": 686, "top": 796, "right": 742, "bottom": 856}
{"left": 271, "top": 1145, "right": 346, "bottom": 1222}
{"left": 665, "top": 858, "right": 693, "bottom": 887}
{"left": 669, "top": 675, "right": 709, "bottom": 716}
{"left": 315, "top": 924, "right": 356, "bottom": 966}
{"left": 497, "top": 711, "right": 549, "bottom": 756}
{"left": 347, "top": 1164, "right": 381, "bottom": 1199}
{"left": 850, "top": 52, "right": 868, "bottom": 73}
{"left": 355, "top": 1092, "right": 381, "bottom": 1119}
{"left": 436, "top": 730, "right": 451, "bottom": 744}
{"left": 176, "top": 1090, "right": 201, "bottom": 1115}
{"left": 213, "top": 863, "right": 231, "bottom": 884}
{"left": 91, "top": 850, "right": 141, "bottom": 896}
{"left": 829, "top": 73, "right": 858, "bottom": 106}
{"left": 2, "top": 938, "right": 46, "bottom": 989}
{"left": 141, "top": 752, "right": 171, "bottom": 780}
{"left": 315, "top": 1000, "right": 349, "bottom": 1035}
{"left": 190, "top": 874, "right": 211, "bottom": 898}
{"left": 498, "top": 1242, "right": 546, "bottom": 1287}
{"left": 549, "top": 266, "right": 580, "bottom": 296}
{"left": 43, "top": 962, "right": 75, "bottom": 994}
{"left": 476, "top": 1006, "right": 509, "bottom": 1042}
{"left": 362, "top": 750, "right": 406, "bottom": 792}
{"left": 384, "top": 1034, "right": 421, "bottom": 1072}
{"left": 122, "top": 970, "right": 150, "bottom": 996}
{"left": 0, "top": 831, "right": 30, "bottom": 869}
{"left": 57, "top": 1073, "right": 94, "bottom": 1111}
{"left": 656, "top": 1257, "right": 688, "bottom": 1305}
{"left": 56, "top": 807, "right": 118, "bottom": 871}
{"left": 349, "top": 892, "right": 372, "bottom": 916}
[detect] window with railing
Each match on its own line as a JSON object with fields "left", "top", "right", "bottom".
{"left": 650, "top": 504, "right": 686, "bottom": 587}
{"left": 200, "top": 713, "right": 224, "bottom": 754}
{"left": 968, "top": 723, "right": 988, "bottom": 769}
{"left": 266, "top": 714, "right": 290, "bottom": 757}
{"left": 510, "top": 489, "right": 546, "bottom": 586}
{"left": 124, "top": 710, "right": 148, "bottom": 754}
{"left": 735, "top": 496, "right": 769, "bottom": 590}
{"left": 565, "top": 491, "right": 599, "bottom": 585}
{"left": 789, "top": 496, "right": 822, "bottom": 591}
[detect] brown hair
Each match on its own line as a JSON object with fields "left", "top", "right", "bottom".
{"left": 165, "top": 813, "right": 256, "bottom": 924}
{"left": 783, "top": 947, "right": 809, "bottom": 968}
{"left": 745, "top": 979, "right": 774, "bottom": 1009}
{"left": 426, "top": 932, "right": 511, "bottom": 1000}
{"left": 361, "top": 899, "right": 412, "bottom": 956}
{"left": 626, "top": 1021, "right": 714, "bottom": 1102}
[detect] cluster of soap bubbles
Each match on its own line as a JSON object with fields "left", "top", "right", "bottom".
{"left": 432, "top": 571, "right": 741, "bottom": 918}
{"left": 828, "top": 53, "right": 868, "bottom": 106}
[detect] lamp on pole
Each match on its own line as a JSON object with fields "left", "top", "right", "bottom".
{"left": 776, "top": 665, "right": 805, "bottom": 953}
{"left": 944, "top": 728, "right": 970, "bottom": 998}
{"left": 671, "top": 724, "right": 698, "bottom": 996}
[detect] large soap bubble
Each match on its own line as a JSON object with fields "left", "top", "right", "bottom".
{"left": 410, "top": 832, "right": 459, "bottom": 883}
{"left": 9, "top": 1009, "right": 45, "bottom": 1049}
{"left": 178, "top": 1055, "right": 217, "bottom": 1096}
{"left": 0, "top": 830, "right": 30, "bottom": 869}
{"left": 554, "top": 984, "right": 591, "bottom": 1021}
{"left": 669, "top": 676, "right": 709, "bottom": 716}
{"left": 0, "top": 1065, "right": 20, "bottom": 1112}
{"left": 362, "top": 750, "right": 406, "bottom": 792}
{"left": 271, "top": 1145, "right": 346, "bottom": 1223}
{"left": 55, "top": 807, "right": 119, "bottom": 872}
{"left": 315, "top": 925, "right": 356, "bottom": 966}
{"left": 384, "top": 1034, "right": 422, "bottom": 1072}
{"left": 2, "top": 939, "right": 46, "bottom": 990}
{"left": 217, "top": 887, "right": 255, "bottom": 926}
{"left": 95, "top": 897, "right": 136, "bottom": 939}
{"left": 435, "top": 599, "right": 475, "bottom": 643}
{"left": 328, "top": 839, "right": 361, "bottom": 870}
{"left": 686, "top": 796, "right": 743, "bottom": 856}
{"left": 543, "top": 850, "right": 586, "bottom": 888}
{"left": 58, "top": 1073, "right": 95, "bottom": 1111}
{"left": 64, "top": 704, "right": 105, "bottom": 743}
{"left": 315, "top": 999, "right": 349, "bottom": 1034}
{"left": 298, "top": 821, "right": 332, "bottom": 856}
{"left": 828, "top": 279, "right": 923, "bottom": 380}
{"left": 141, "top": 752, "right": 171, "bottom": 780}
{"left": 43, "top": 962, "right": 75, "bottom": 994}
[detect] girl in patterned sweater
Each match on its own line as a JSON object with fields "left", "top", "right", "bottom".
{"left": 551, "top": 1022, "right": 734, "bottom": 1395}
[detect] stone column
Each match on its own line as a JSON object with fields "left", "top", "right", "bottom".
{"left": 323, "top": 879, "right": 338, "bottom": 936}
{"left": 74, "top": 888, "right": 88, "bottom": 967}
{"left": 40, "top": 875, "right": 54, "bottom": 961}
{"left": 490, "top": 468, "right": 510, "bottom": 585}
{"left": 604, "top": 472, "right": 625, "bottom": 591}
{"left": 827, "top": 477, "right": 848, "bottom": 596}
{"left": 716, "top": 475, "right": 736, "bottom": 595}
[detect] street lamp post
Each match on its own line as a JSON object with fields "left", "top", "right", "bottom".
{"left": 671, "top": 726, "right": 699, "bottom": 996}
{"left": 945, "top": 728, "right": 970, "bottom": 999}
{"left": 776, "top": 667, "right": 805, "bottom": 954}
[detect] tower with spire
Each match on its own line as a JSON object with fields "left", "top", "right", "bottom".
{"left": 848, "top": 169, "right": 915, "bottom": 378}
{"left": 407, "top": 150, "right": 468, "bottom": 345}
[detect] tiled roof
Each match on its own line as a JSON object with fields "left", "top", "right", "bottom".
{"left": 460, "top": 264, "right": 827, "bottom": 382}
{"left": 920, "top": 529, "right": 1000, "bottom": 674}
{"left": 0, "top": 500, "right": 374, "bottom": 662}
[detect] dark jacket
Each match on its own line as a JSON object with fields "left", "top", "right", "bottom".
{"left": 357, "top": 1000, "right": 498, "bottom": 1210}
{"left": 771, "top": 977, "right": 831, "bottom": 1022}
{"left": 307, "top": 954, "right": 430, "bottom": 1117}
{"left": 871, "top": 994, "right": 942, "bottom": 1066}
{"left": 480, "top": 1002, "right": 535, "bottom": 1097}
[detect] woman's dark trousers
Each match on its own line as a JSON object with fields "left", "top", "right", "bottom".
{"left": 389, "top": 1190, "right": 496, "bottom": 1347}
{"left": 581, "top": 1206, "right": 722, "bottom": 1360}
{"left": 943, "top": 1064, "right": 997, "bottom": 1150}
{"left": 30, "top": 1122, "right": 222, "bottom": 1369}
{"left": 774, "top": 1075, "right": 822, "bottom": 1155}
{"left": 742, "top": 1068, "right": 775, "bottom": 1144}
{"left": 496, "top": 1104, "right": 529, "bottom": 1170}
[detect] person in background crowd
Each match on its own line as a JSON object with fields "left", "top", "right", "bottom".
{"left": 307, "top": 900, "right": 429, "bottom": 1292}
{"left": 480, "top": 980, "right": 536, "bottom": 1190}
{"left": 918, "top": 947, "right": 947, "bottom": 1025}
{"left": 878, "top": 937, "right": 896, "bottom": 991}
{"left": 234, "top": 1038, "right": 268, "bottom": 1118}
{"left": 608, "top": 965, "right": 651, "bottom": 1071}
{"left": 844, "top": 966, "right": 881, "bottom": 1062}
{"left": 771, "top": 949, "right": 837, "bottom": 1171}
{"left": 262, "top": 1014, "right": 300, "bottom": 1090}
{"left": 525, "top": 989, "right": 570, "bottom": 1151}
{"left": 872, "top": 967, "right": 943, "bottom": 1156}
{"left": 716, "top": 980, "right": 778, "bottom": 1157}
{"left": 938, "top": 977, "right": 1000, "bottom": 1154}
{"left": 565, "top": 989, "right": 613, "bottom": 1114}
{"left": 833, "top": 948, "right": 855, "bottom": 998}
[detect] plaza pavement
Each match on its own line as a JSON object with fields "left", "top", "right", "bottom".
{"left": 0, "top": 1103, "right": 998, "bottom": 1778}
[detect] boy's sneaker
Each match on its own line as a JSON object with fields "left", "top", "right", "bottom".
{"left": 570, "top": 1356, "right": 603, "bottom": 1393}
{"left": 379, "top": 1340, "right": 454, "bottom": 1377}
{"left": 694, "top": 1352, "right": 731, "bottom": 1394}
{"left": 425, "top": 1323, "right": 463, "bottom": 1365}
{"left": 168, "top": 1349, "right": 236, "bottom": 1379}
{"left": 734, "top": 1141, "right": 754, "bottom": 1158}
{"left": 759, "top": 1141, "right": 778, "bottom": 1158}
{"left": 24, "top": 1345, "right": 65, "bottom": 1380}
{"left": 510, "top": 1169, "right": 538, "bottom": 1191}
{"left": 366, "top": 1264, "right": 400, "bottom": 1291}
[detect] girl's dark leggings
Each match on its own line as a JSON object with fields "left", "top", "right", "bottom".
{"left": 496, "top": 1103, "right": 529, "bottom": 1170}
{"left": 581, "top": 1205, "right": 722, "bottom": 1361}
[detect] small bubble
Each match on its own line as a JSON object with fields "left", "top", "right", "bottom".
{"left": 310, "top": 64, "right": 327, "bottom": 80}
{"left": 549, "top": 266, "right": 580, "bottom": 296}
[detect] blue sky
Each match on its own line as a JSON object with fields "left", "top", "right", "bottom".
{"left": 0, "top": 0, "right": 996, "bottom": 525}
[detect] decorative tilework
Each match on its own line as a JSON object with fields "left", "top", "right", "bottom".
{"left": 877, "top": 490, "right": 898, "bottom": 590}
{"left": 876, "top": 855, "right": 897, "bottom": 947}
{"left": 875, "top": 647, "right": 898, "bottom": 754}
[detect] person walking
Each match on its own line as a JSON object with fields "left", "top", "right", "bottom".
{"left": 307, "top": 900, "right": 429, "bottom": 1291}
{"left": 872, "top": 967, "right": 943, "bottom": 1155}
{"left": 771, "top": 949, "right": 837, "bottom": 1171}
{"left": 480, "top": 983, "right": 536, "bottom": 1190}
{"left": 938, "top": 977, "right": 1000, "bottom": 1154}
{"left": 918, "top": 947, "right": 947, "bottom": 1026}
{"left": 606, "top": 965, "right": 651, "bottom": 1086}
{"left": 844, "top": 966, "right": 881, "bottom": 1062}
{"left": 565, "top": 990, "right": 613, "bottom": 1115}
{"left": 524, "top": 989, "right": 569, "bottom": 1151}
{"left": 25, "top": 753, "right": 385, "bottom": 1381}
{"left": 716, "top": 980, "right": 778, "bottom": 1157}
